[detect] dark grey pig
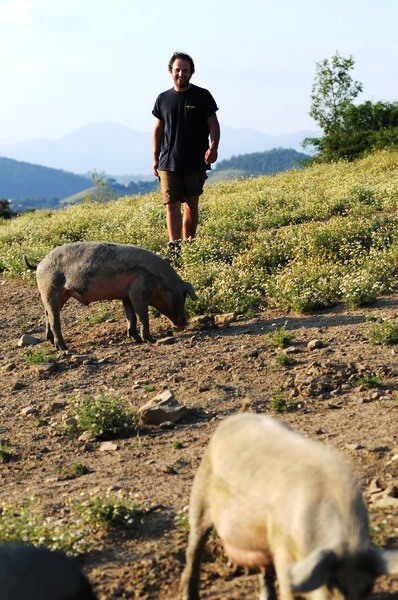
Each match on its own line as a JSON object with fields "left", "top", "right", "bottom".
{"left": 0, "top": 542, "right": 97, "bottom": 599}
{"left": 24, "top": 241, "right": 197, "bottom": 350}
{"left": 180, "top": 413, "right": 398, "bottom": 600}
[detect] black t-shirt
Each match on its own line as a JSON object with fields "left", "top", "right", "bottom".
{"left": 152, "top": 84, "right": 218, "bottom": 172}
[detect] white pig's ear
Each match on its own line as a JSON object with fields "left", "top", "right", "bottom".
{"left": 288, "top": 548, "right": 337, "bottom": 593}
{"left": 184, "top": 282, "right": 198, "bottom": 301}
{"left": 369, "top": 548, "right": 398, "bottom": 575}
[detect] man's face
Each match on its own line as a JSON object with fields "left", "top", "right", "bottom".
{"left": 170, "top": 58, "right": 192, "bottom": 91}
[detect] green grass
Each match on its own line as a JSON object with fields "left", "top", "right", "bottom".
{"left": 2, "top": 149, "right": 398, "bottom": 315}
{"left": 86, "top": 305, "right": 118, "bottom": 325}
{"left": 22, "top": 348, "right": 58, "bottom": 365}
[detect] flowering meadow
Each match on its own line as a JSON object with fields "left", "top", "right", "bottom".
{"left": 1, "top": 149, "right": 398, "bottom": 315}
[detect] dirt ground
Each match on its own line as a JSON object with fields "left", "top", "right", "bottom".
{"left": 0, "top": 275, "right": 397, "bottom": 599}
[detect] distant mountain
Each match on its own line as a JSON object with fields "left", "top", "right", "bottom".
{"left": 219, "top": 125, "right": 314, "bottom": 159}
{"left": 0, "top": 121, "right": 316, "bottom": 176}
{"left": 213, "top": 148, "right": 310, "bottom": 179}
{"left": 0, "top": 157, "right": 91, "bottom": 210}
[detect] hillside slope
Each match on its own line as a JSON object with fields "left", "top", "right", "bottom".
{"left": 0, "top": 156, "right": 91, "bottom": 203}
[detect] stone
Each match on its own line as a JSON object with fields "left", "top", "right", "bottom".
{"left": 21, "top": 406, "right": 37, "bottom": 416}
{"left": 307, "top": 339, "right": 325, "bottom": 350}
{"left": 100, "top": 441, "right": 118, "bottom": 452}
{"left": 17, "top": 334, "right": 41, "bottom": 347}
{"left": 156, "top": 336, "right": 175, "bottom": 346}
{"left": 284, "top": 346, "right": 300, "bottom": 354}
{"left": 62, "top": 416, "right": 78, "bottom": 428}
{"left": 214, "top": 312, "right": 237, "bottom": 327}
{"left": 139, "top": 389, "right": 188, "bottom": 426}
{"left": 32, "top": 363, "right": 56, "bottom": 378}
{"left": 78, "top": 431, "right": 96, "bottom": 442}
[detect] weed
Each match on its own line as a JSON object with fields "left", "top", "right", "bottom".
{"left": 144, "top": 384, "right": 157, "bottom": 393}
{"left": 368, "top": 318, "right": 398, "bottom": 345}
{"left": 174, "top": 510, "right": 189, "bottom": 532}
{"left": 0, "top": 442, "right": 13, "bottom": 463}
{"left": 275, "top": 353, "right": 296, "bottom": 367}
{"left": 0, "top": 497, "right": 89, "bottom": 556}
{"left": 173, "top": 441, "right": 183, "bottom": 449}
{"left": 86, "top": 306, "right": 117, "bottom": 326}
{"left": 71, "top": 462, "right": 90, "bottom": 477}
{"left": 75, "top": 490, "right": 145, "bottom": 528}
{"left": 69, "top": 392, "right": 135, "bottom": 437}
{"left": 22, "top": 348, "right": 57, "bottom": 365}
{"left": 270, "top": 389, "right": 300, "bottom": 413}
{"left": 357, "top": 375, "right": 382, "bottom": 388}
{"left": 269, "top": 324, "right": 294, "bottom": 349}
{"left": 0, "top": 491, "right": 154, "bottom": 557}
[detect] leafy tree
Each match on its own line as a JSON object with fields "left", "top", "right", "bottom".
{"left": 0, "top": 199, "right": 14, "bottom": 219}
{"left": 305, "top": 53, "right": 398, "bottom": 162}
{"left": 309, "top": 99, "right": 398, "bottom": 162}
{"left": 309, "top": 53, "right": 363, "bottom": 135}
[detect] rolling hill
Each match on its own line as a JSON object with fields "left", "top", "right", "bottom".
{"left": 0, "top": 157, "right": 91, "bottom": 211}
{"left": 0, "top": 121, "right": 316, "bottom": 175}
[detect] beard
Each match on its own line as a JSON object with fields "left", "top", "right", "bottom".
{"left": 173, "top": 75, "right": 191, "bottom": 91}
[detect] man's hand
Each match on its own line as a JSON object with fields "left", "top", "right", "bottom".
{"left": 153, "top": 160, "right": 159, "bottom": 178}
{"left": 205, "top": 144, "right": 218, "bottom": 165}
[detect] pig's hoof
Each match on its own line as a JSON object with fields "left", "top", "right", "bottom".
{"left": 55, "top": 342, "right": 68, "bottom": 351}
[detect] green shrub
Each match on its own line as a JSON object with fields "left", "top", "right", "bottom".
{"left": 70, "top": 392, "right": 134, "bottom": 437}
{"left": 368, "top": 317, "right": 398, "bottom": 345}
{"left": 75, "top": 491, "right": 141, "bottom": 528}
{"left": 356, "top": 375, "right": 382, "bottom": 388}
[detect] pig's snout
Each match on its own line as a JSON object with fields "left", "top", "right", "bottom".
{"left": 172, "top": 313, "right": 188, "bottom": 330}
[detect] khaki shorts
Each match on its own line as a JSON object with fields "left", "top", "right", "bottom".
{"left": 158, "top": 171, "right": 208, "bottom": 204}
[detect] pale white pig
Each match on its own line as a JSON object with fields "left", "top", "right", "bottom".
{"left": 180, "top": 413, "right": 398, "bottom": 599}
{"left": 24, "top": 241, "right": 197, "bottom": 350}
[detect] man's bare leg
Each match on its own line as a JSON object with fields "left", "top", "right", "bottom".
{"left": 166, "top": 201, "right": 183, "bottom": 242}
{"left": 183, "top": 196, "right": 199, "bottom": 240}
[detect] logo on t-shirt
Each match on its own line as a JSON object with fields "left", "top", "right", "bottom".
{"left": 185, "top": 105, "right": 196, "bottom": 110}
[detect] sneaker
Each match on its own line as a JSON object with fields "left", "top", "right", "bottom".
{"left": 165, "top": 240, "right": 181, "bottom": 265}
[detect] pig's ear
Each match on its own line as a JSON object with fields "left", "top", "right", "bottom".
{"left": 184, "top": 282, "right": 198, "bottom": 301}
{"left": 369, "top": 548, "right": 398, "bottom": 575}
{"left": 288, "top": 548, "right": 337, "bottom": 593}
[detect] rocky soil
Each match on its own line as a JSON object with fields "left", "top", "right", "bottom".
{"left": 0, "top": 276, "right": 397, "bottom": 599}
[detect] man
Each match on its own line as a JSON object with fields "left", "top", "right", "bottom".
{"left": 152, "top": 52, "right": 220, "bottom": 258}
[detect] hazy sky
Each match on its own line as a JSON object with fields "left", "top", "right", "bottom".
{"left": 1, "top": 0, "right": 397, "bottom": 143}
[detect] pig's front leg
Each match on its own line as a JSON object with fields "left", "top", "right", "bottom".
{"left": 41, "top": 292, "right": 68, "bottom": 350}
{"left": 122, "top": 298, "right": 143, "bottom": 343}
{"left": 127, "top": 294, "right": 155, "bottom": 343}
{"left": 258, "top": 570, "right": 277, "bottom": 600}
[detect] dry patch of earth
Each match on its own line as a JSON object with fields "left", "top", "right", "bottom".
{"left": 0, "top": 276, "right": 397, "bottom": 599}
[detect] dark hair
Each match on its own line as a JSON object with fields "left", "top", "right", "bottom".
{"left": 168, "top": 52, "right": 195, "bottom": 74}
